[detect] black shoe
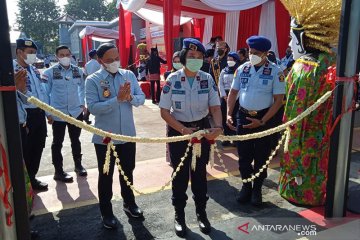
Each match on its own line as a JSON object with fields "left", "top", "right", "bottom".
{"left": 85, "top": 120, "right": 92, "bottom": 124}
{"left": 236, "top": 184, "right": 252, "bottom": 203}
{"left": 196, "top": 211, "right": 211, "bottom": 234}
{"left": 123, "top": 204, "right": 143, "bottom": 218}
{"left": 152, "top": 100, "right": 157, "bottom": 104}
{"left": 30, "top": 230, "right": 39, "bottom": 239}
{"left": 174, "top": 211, "right": 187, "bottom": 237}
{"left": 102, "top": 215, "right": 118, "bottom": 229}
{"left": 75, "top": 164, "right": 87, "bottom": 176}
{"left": 31, "top": 179, "right": 48, "bottom": 191}
{"left": 54, "top": 171, "right": 73, "bottom": 183}
{"left": 251, "top": 188, "right": 263, "bottom": 206}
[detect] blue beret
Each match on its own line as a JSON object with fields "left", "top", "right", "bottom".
{"left": 16, "top": 38, "right": 38, "bottom": 50}
{"left": 228, "top": 51, "right": 240, "bottom": 61}
{"left": 183, "top": 38, "right": 205, "bottom": 54}
{"left": 246, "top": 36, "right": 271, "bottom": 52}
{"left": 89, "top": 49, "right": 97, "bottom": 58}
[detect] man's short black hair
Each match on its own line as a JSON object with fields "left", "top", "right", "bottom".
{"left": 238, "top": 48, "right": 246, "bottom": 56}
{"left": 56, "top": 45, "right": 71, "bottom": 55}
{"left": 97, "top": 43, "right": 117, "bottom": 58}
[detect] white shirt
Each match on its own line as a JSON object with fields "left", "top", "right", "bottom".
{"left": 85, "top": 59, "right": 101, "bottom": 76}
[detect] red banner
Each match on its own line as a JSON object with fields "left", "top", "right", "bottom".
{"left": 237, "top": 6, "right": 262, "bottom": 49}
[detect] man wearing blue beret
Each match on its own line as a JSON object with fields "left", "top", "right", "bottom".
{"left": 14, "top": 38, "right": 49, "bottom": 191}
{"left": 84, "top": 49, "right": 101, "bottom": 76}
{"left": 227, "top": 35, "right": 285, "bottom": 206}
{"left": 210, "top": 40, "right": 230, "bottom": 85}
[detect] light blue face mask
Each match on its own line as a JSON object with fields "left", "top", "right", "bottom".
{"left": 186, "top": 59, "right": 203, "bottom": 72}
{"left": 173, "top": 62, "right": 183, "bottom": 70}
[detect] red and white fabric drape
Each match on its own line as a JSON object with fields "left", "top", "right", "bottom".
{"left": 116, "top": 0, "right": 290, "bottom": 61}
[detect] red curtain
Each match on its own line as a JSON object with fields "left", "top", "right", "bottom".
{"left": 81, "top": 35, "right": 93, "bottom": 63}
{"left": 81, "top": 37, "right": 87, "bottom": 62}
{"left": 164, "top": 0, "right": 182, "bottom": 70}
{"left": 87, "top": 35, "right": 93, "bottom": 52}
{"left": 193, "top": 18, "right": 205, "bottom": 42}
{"left": 212, "top": 13, "right": 226, "bottom": 39}
{"left": 237, "top": 6, "right": 262, "bottom": 49}
{"left": 118, "top": 5, "right": 132, "bottom": 68}
{"left": 275, "top": 0, "right": 290, "bottom": 58}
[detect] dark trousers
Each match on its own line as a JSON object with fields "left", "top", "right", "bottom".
{"left": 150, "top": 80, "right": 161, "bottom": 102}
{"left": 24, "top": 108, "right": 47, "bottom": 182}
{"left": 94, "top": 143, "right": 136, "bottom": 217}
{"left": 221, "top": 91, "right": 239, "bottom": 136}
{"left": 51, "top": 113, "right": 83, "bottom": 172}
{"left": 236, "top": 108, "right": 272, "bottom": 184}
{"left": 168, "top": 118, "right": 210, "bottom": 210}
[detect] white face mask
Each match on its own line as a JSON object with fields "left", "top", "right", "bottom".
{"left": 249, "top": 54, "right": 263, "bottom": 66}
{"left": 58, "top": 57, "right": 71, "bottom": 67}
{"left": 227, "top": 61, "right": 236, "bottom": 67}
{"left": 104, "top": 61, "right": 120, "bottom": 74}
{"left": 24, "top": 54, "right": 37, "bottom": 65}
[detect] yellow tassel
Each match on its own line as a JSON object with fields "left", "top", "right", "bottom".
{"left": 284, "top": 128, "right": 291, "bottom": 153}
{"left": 103, "top": 142, "right": 112, "bottom": 175}
{"left": 209, "top": 144, "right": 215, "bottom": 168}
{"left": 191, "top": 142, "right": 201, "bottom": 171}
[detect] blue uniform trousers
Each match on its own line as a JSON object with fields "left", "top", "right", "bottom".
{"left": 236, "top": 108, "right": 272, "bottom": 186}
{"left": 24, "top": 108, "right": 47, "bottom": 183}
{"left": 51, "top": 113, "right": 83, "bottom": 172}
{"left": 168, "top": 118, "right": 210, "bottom": 211}
{"left": 94, "top": 142, "right": 136, "bottom": 217}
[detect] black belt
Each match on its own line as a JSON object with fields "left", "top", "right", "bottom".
{"left": 239, "top": 107, "right": 268, "bottom": 117}
{"left": 179, "top": 118, "right": 208, "bottom": 129}
{"left": 26, "top": 108, "right": 44, "bottom": 113}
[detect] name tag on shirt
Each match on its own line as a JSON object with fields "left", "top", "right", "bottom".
{"left": 172, "top": 90, "right": 185, "bottom": 95}
{"left": 240, "top": 73, "right": 251, "bottom": 77}
{"left": 259, "top": 75, "right": 273, "bottom": 80}
{"left": 198, "top": 90, "right": 209, "bottom": 94}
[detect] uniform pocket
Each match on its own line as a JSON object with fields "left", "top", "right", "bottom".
{"left": 197, "top": 92, "right": 209, "bottom": 111}
{"left": 258, "top": 77, "right": 273, "bottom": 92}
{"left": 171, "top": 94, "right": 185, "bottom": 112}
{"left": 71, "top": 78, "right": 81, "bottom": 85}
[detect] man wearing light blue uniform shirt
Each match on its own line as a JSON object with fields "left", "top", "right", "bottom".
{"left": 43, "top": 45, "right": 87, "bottom": 183}
{"left": 14, "top": 38, "right": 48, "bottom": 191}
{"left": 86, "top": 43, "right": 145, "bottom": 229}
{"left": 227, "top": 36, "right": 285, "bottom": 207}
